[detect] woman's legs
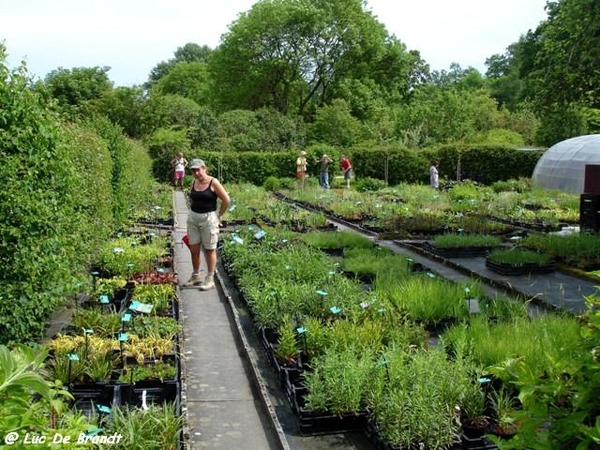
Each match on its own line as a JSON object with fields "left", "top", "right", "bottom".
{"left": 204, "top": 248, "right": 217, "bottom": 275}
{"left": 199, "top": 248, "right": 217, "bottom": 290}
{"left": 186, "top": 242, "right": 203, "bottom": 285}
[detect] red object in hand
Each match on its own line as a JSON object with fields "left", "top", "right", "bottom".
{"left": 182, "top": 234, "right": 190, "bottom": 248}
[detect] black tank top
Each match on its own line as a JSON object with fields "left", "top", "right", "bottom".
{"left": 189, "top": 178, "right": 218, "bottom": 213}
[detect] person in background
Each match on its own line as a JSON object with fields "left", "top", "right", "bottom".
{"left": 296, "top": 150, "right": 308, "bottom": 188}
{"left": 185, "top": 158, "right": 230, "bottom": 290}
{"left": 171, "top": 152, "right": 189, "bottom": 189}
{"left": 430, "top": 160, "right": 440, "bottom": 189}
{"left": 319, "top": 154, "right": 333, "bottom": 189}
{"left": 340, "top": 154, "right": 353, "bottom": 188}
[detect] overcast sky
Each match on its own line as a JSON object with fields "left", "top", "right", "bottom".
{"left": 1, "top": 0, "right": 549, "bottom": 87}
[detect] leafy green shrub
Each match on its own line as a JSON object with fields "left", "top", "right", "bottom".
{"left": 354, "top": 177, "right": 387, "bottom": 192}
{"left": 491, "top": 178, "right": 531, "bottom": 193}
{"left": 263, "top": 175, "right": 281, "bottom": 191}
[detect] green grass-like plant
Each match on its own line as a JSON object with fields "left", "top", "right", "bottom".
{"left": 487, "top": 248, "right": 551, "bottom": 266}
{"left": 301, "top": 230, "right": 374, "bottom": 250}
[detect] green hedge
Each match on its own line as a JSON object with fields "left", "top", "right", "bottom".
{"left": 192, "top": 144, "right": 543, "bottom": 186}
{"left": 0, "top": 51, "right": 156, "bottom": 343}
{"left": 435, "top": 144, "right": 544, "bottom": 184}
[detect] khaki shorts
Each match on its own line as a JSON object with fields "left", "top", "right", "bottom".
{"left": 187, "top": 211, "right": 220, "bottom": 249}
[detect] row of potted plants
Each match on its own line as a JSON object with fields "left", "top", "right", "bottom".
{"left": 43, "top": 226, "right": 183, "bottom": 446}
{"left": 219, "top": 219, "right": 584, "bottom": 448}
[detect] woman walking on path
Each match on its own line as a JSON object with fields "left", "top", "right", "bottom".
{"left": 185, "top": 158, "right": 230, "bottom": 290}
{"left": 171, "top": 152, "right": 189, "bottom": 189}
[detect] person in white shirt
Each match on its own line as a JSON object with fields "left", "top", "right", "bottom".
{"left": 430, "top": 160, "right": 439, "bottom": 189}
{"left": 171, "top": 152, "right": 189, "bottom": 189}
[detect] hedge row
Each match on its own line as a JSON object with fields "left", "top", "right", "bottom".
{"left": 192, "top": 144, "right": 544, "bottom": 186}
{"left": 0, "top": 59, "right": 155, "bottom": 344}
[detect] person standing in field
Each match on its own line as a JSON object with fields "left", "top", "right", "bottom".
{"left": 430, "top": 160, "right": 440, "bottom": 189}
{"left": 319, "top": 154, "right": 333, "bottom": 189}
{"left": 340, "top": 154, "right": 353, "bottom": 188}
{"left": 296, "top": 150, "right": 308, "bottom": 188}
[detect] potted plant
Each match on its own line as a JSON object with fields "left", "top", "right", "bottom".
{"left": 486, "top": 247, "right": 555, "bottom": 275}
{"left": 460, "top": 382, "right": 490, "bottom": 439}
{"left": 489, "top": 387, "right": 519, "bottom": 439}
{"left": 424, "top": 233, "right": 502, "bottom": 258}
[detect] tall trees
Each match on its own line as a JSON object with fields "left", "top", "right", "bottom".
{"left": 147, "top": 43, "right": 213, "bottom": 88}
{"left": 515, "top": 0, "right": 600, "bottom": 144}
{"left": 44, "top": 66, "right": 113, "bottom": 116}
{"left": 209, "top": 0, "right": 419, "bottom": 118}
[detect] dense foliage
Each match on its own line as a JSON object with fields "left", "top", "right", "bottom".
{"left": 0, "top": 47, "right": 156, "bottom": 344}
{"left": 18, "top": 0, "right": 600, "bottom": 177}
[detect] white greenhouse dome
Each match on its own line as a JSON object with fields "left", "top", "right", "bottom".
{"left": 532, "top": 134, "right": 600, "bottom": 194}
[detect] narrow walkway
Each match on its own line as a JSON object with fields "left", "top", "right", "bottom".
{"left": 173, "top": 190, "right": 282, "bottom": 450}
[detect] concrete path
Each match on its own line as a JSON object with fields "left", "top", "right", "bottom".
{"left": 173, "top": 190, "right": 284, "bottom": 450}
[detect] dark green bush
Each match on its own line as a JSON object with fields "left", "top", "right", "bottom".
{"left": 355, "top": 177, "right": 387, "bottom": 192}
{"left": 263, "top": 176, "right": 281, "bottom": 192}
{"left": 0, "top": 48, "right": 158, "bottom": 343}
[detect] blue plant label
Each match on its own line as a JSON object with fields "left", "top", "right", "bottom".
{"left": 131, "top": 302, "right": 153, "bottom": 313}
{"left": 84, "top": 328, "right": 94, "bottom": 334}
{"left": 86, "top": 428, "right": 103, "bottom": 436}
{"left": 156, "top": 267, "right": 165, "bottom": 273}
{"left": 285, "top": 265, "right": 292, "bottom": 270}
{"left": 90, "top": 270, "right": 99, "bottom": 276}
{"left": 125, "top": 262, "right": 134, "bottom": 268}
{"left": 149, "top": 232, "right": 156, "bottom": 237}
{"left": 296, "top": 326, "right": 307, "bottom": 334}
{"left": 406, "top": 258, "right": 413, "bottom": 263}
{"left": 478, "top": 377, "right": 491, "bottom": 384}
{"left": 378, "top": 307, "right": 386, "bottom": 313}
{"left": 427, "top": 272, "right": 436, "bottom": 278}
{"left": 464, "top": 287, "right": 471, "bottom": 294}
{"left": 328, "top": 270, "right": 336, "bottom": 275}
{"left": 122, "top": 313, "right": 132, "bottom": 322}
{"left": 281, "top": 239, "right": 288, "bottom": 243}
{"left": 330, "top": 306, "right": 341, "bottom": 314}
{"left": 113, "top": 247, "right": 124, "bottom": 254}
{"left": 99, "top": 295, "right": 109, "bottom": 304}
{"left": 360, "top": 301, "right": 370, "bottom": 309}
{"left": 316, "top": 290, "right": 328, "bottom": 296}
{"left": 153, "top": 205, "right": 162, "bottom": 211}
{"left": 228, "top": 204, "right": 236, "bottom": 212}
{"left": 68, "top": 353, "right": 79, "bottom": 361}
{"left": 232, "top": 235, "right": 244, "bottom": 245}
{"left": 118, "top": 332, "right": 128, "bottom": 342}
{"left": 96, "top": 405, "right": 112, "bottom": 414}
{"left": 254, "top": 230, "right": 267, "bottom": 240}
